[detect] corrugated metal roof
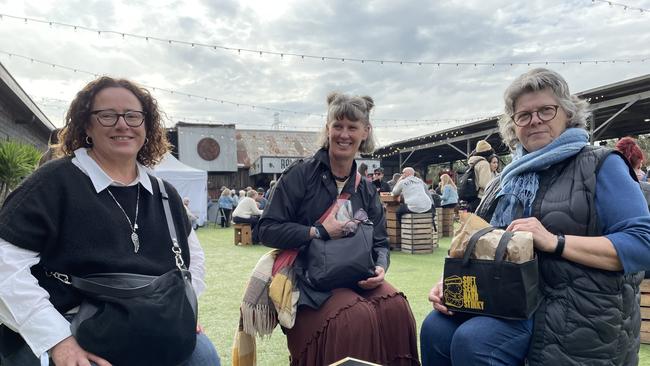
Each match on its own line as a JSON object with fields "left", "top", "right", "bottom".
{"left": 236, "top": 129, "right": 320, "bottom": 167}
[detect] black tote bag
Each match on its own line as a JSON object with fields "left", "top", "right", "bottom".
{"left": 443, "top": 226, "right": 541, "bottom": 320}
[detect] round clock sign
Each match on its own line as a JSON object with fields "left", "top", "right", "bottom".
{"left": 197, "top": 138, "right": 220, "bottom": 161}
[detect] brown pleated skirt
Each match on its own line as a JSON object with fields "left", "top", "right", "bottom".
{"left": 285, "top": 282, "right": 420, "bottom": 366}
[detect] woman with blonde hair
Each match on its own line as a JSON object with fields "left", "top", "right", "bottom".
{"left": 218, "top": 188, "right": 234, "bottom": 228}
{"left": 258, "top": 92, "right": 419, "bottom": 365}
{"left": 439, "top": 174, "right": 458, "bottom": 209}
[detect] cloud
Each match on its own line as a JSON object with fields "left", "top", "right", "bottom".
{"left": 0, "top": 0, "right": 648, "bottom": 145}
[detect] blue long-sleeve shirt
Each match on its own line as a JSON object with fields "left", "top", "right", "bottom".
{"left": 441, "top": 185, "right": 459, "bottom": 206}
{"left": 596, "top": 154, "right": 650, "bottom": 273}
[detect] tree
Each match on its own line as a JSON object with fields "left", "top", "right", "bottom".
{"left": 0, "top": 140, "right": 42, "bottom": 204}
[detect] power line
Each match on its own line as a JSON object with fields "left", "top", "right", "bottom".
{"left": 0, "top": 12, "right": 648, "bottom": 67}
{"left": 1, "top": 50, "right": 497, "bottom": 126}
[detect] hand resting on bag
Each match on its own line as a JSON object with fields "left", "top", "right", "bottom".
{"left": 51, "top": 336, "right": 112, "bottom": 366}
{"left": 428, "top": 280, "right": 454, "bottom": 316}
{"left": 358, "top": 266, "right": 385, "bottom": 290}
{"left": 321, "top": 202, "right": 347, "bottom": 239}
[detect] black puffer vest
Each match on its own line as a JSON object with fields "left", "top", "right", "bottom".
{"left": 477, "top": 146, "right": 643, "bottom": 366}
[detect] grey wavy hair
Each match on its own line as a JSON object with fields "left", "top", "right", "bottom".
{"left": 317, "top": 92, "right": 378, "bottom": 154}
{"left": 498, "top": 68, "right": 590, "bottom": 149}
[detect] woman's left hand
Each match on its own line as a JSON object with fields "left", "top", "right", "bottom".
{"left": 358, "top": 266, "right": 385, "bottom": 290}
{"left": 196, "top": 323, "right": 204, "bottom": 334}
{"left": 506, "top": 217, "right": 556, "bottom": 252}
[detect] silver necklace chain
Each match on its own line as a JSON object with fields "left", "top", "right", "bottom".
{"left": 106, "top": 184, "right": 141, "bottom": 253}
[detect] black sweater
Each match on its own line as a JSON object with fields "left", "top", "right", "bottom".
{"left": 0, "top": 157, "right": 191, "bottom": 312}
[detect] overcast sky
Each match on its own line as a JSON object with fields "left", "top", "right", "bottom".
{"left": 1, "top": 0, "right": 649, "bottom": 145}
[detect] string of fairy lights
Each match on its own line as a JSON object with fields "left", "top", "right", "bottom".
{"left": 3, "top": 51, "right": 496, "bottom": 128}
{"left": 592, "top": 0, "right": 649, "bottom": 12}
{"left": 0, "top": 1, "right": 645, "bottom": 140}
{"left": 0, "top": 11, "right": 647, "bottom": 67}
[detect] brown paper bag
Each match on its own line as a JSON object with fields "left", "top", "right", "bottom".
{"left": 450, "top": 214, "right": 534, "bottom": 264}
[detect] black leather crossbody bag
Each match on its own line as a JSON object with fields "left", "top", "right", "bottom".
{"left": 49, "top": 177, "right": 198, "bottom": 365}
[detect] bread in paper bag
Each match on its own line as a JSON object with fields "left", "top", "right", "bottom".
{"left": 450, "top": 214, "right": 534, "bottom": 264}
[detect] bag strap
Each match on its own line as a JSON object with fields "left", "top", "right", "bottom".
{"left": 69, "top": 273, "right": 157, "bottom": 297}
{"left": 493, "top": 230, "right": 515, "bottom": 280}
{"left": 462, "top": 226, "right": 496, "bottom": 266}
{"left": 155, "top": 176, "right": 187, "bottom": 271}
{"left": 317, "top": 172, "right": 362, "bottom": 223}
{"left": 49, "top": 178, "right": 187, "bottom": 287}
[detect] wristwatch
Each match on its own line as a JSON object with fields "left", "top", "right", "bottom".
{"left": 313, "top": 226, "right": 322, "bottom": 239}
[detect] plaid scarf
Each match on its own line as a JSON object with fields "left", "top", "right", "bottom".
{"left": 232, "top": 249, "right": 299, "bottom": 366}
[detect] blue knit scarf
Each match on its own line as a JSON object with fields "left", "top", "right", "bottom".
{"left": 490, "top": 128, "right": 589, "bottom": 227}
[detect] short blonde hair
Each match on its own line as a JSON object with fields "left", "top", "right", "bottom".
{"left": 317, "top": 92, "right": 378, "bottom": 154}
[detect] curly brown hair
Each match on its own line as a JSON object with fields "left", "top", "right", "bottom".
{"left": 56, "top": 76, "right": 170, "bottom": 167}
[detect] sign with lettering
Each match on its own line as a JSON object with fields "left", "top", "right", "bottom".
{"left": 250, "top": 156, "right": 301, "bottom": 175}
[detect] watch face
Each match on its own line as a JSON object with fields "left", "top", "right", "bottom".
{"left": 197, "top": 138, "right": 220, "bottom": 161}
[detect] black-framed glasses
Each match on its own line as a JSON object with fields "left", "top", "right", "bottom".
{"left": 510, "top": 105, "right": 559, "bottom": 127}
{"left": 91, "top": 109, "right": 146, "bottom": 127}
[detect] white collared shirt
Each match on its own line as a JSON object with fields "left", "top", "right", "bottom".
{"left": 0, "top": 148, "right": 206, "bottom": 358}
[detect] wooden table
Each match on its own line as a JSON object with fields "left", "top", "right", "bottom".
{"left": 380, "top": 194, "right": 401, "bottom": 250}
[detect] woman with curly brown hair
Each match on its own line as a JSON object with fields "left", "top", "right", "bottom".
{"left": 0, "top": 77, "right": 219, "bottom": 365}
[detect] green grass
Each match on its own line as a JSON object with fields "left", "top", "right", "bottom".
{"left": 196, "top": 225, "right": 650, "bottom": 365}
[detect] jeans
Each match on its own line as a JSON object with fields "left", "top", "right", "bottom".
{"left": 420, "top": 311, "right": 532, "bottom": 366}
{"left": 0, "top": 332, "right": 219, "bottom": 366}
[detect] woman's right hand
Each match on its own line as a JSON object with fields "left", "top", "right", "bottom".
{"left": 320, "top": 203, "right": 347, "bottom": 239}
{"left": 428, "top": 280, "right": 453, "bottom": 316}
{"left": 51, "top": 336, "right": 112, "bottom": 366}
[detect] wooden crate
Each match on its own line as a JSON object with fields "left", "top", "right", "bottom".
{"left": 233, "top": 223, "right": 252, "bottom": 246}
{"left": 400, "top": 213, "right": 434, "bottom": 254}
{"left": 641, "top": 279, "right": 650, "bottom": 344}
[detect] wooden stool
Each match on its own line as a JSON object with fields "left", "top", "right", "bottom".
{"left": 400, "top": 213, "right": 435, "bottom": 254}
{"left": 442, "top": 208, "right": 454, "bottom": 237}
{"left": 233, "top": 223, "right": 252, "bottom": 246}
{"left": 641, "top": 279, "right": 650, "bottom": 343}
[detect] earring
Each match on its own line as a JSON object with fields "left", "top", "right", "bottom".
{"left": 145, "top": 138, "right": 149, "bottom": 144}
{"left": 85, "top": 136, "right": 93, "bottom": 145}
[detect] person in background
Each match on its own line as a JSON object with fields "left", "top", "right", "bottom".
{"left": 465, "top": 140, "right": 495, "bottom": 212}
{"left": 38, "top": 128, "right": 61, "bottom": 167}
{"left": 421, "top": 68, "right": 650, "bottom": 366}
{"left": 231, "top": 189, "right": 239, "bottom": 208}
{"left": 387, "top": 173, "right": 401, "bottom": 191}
{"left": 615, "top": 137, "right": 646, "bottom": 181}
{"left": 232, "top": 190, "right": 263, "bottom": 243}
{"left": 218, "top": 188, "right": 234, "bottom": 228}
{"left": 615, "top": 137, "right": 650, "bottom": 212}
{"left": 183, "top": 197, "right": 199, "bottom": 230}
{"left": 264, "top": 180, "right": 276, "bottom": 200}
{"left": 391, "top": 167, "right": 434, "bottom": 223}
{"left": 256, "top": 188, "right": 268, "bottom": 210}
{"left": 0, "top": 76, "right": 219, "bottom": 366}
{"left": 489, "top": 154, "right": 500, "bottom": 178}
{"left": 239, "top": 189, "right": 246, "bottom": 201}
{"left": 258, "top": 92, "right": 418, "bottom": 365}
{"left": 439, "top": 174, "right": 458, "bottom": 209}
{"left": 358, "top": 162, "right": 369, "bottom": 182}
{"left": 372, "top": 167, "right": 391, "bottom": 192}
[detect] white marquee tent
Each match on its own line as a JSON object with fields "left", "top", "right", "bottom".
{"left": 153, "top": 153, "right": 208, "bottom": 226}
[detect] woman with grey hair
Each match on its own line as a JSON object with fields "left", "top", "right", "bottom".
{"left": 259, "top": 92, "right": 418, "bottom": 365}
{"left": 421, "top": 68, "right": 650, "bottom": 365}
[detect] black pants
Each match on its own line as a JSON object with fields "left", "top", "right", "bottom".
{"left": 396, "top": 204, "right": 437, "bottom": 232}
{"left": 220, "top": 208, "right": 232, "bottom": 227}
{"left": 233, "top": 216, "right": 260, "bottom": 243}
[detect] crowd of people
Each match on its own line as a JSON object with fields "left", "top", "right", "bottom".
{"left": 1, "top": 67, "right": 650, "bottom": 366}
